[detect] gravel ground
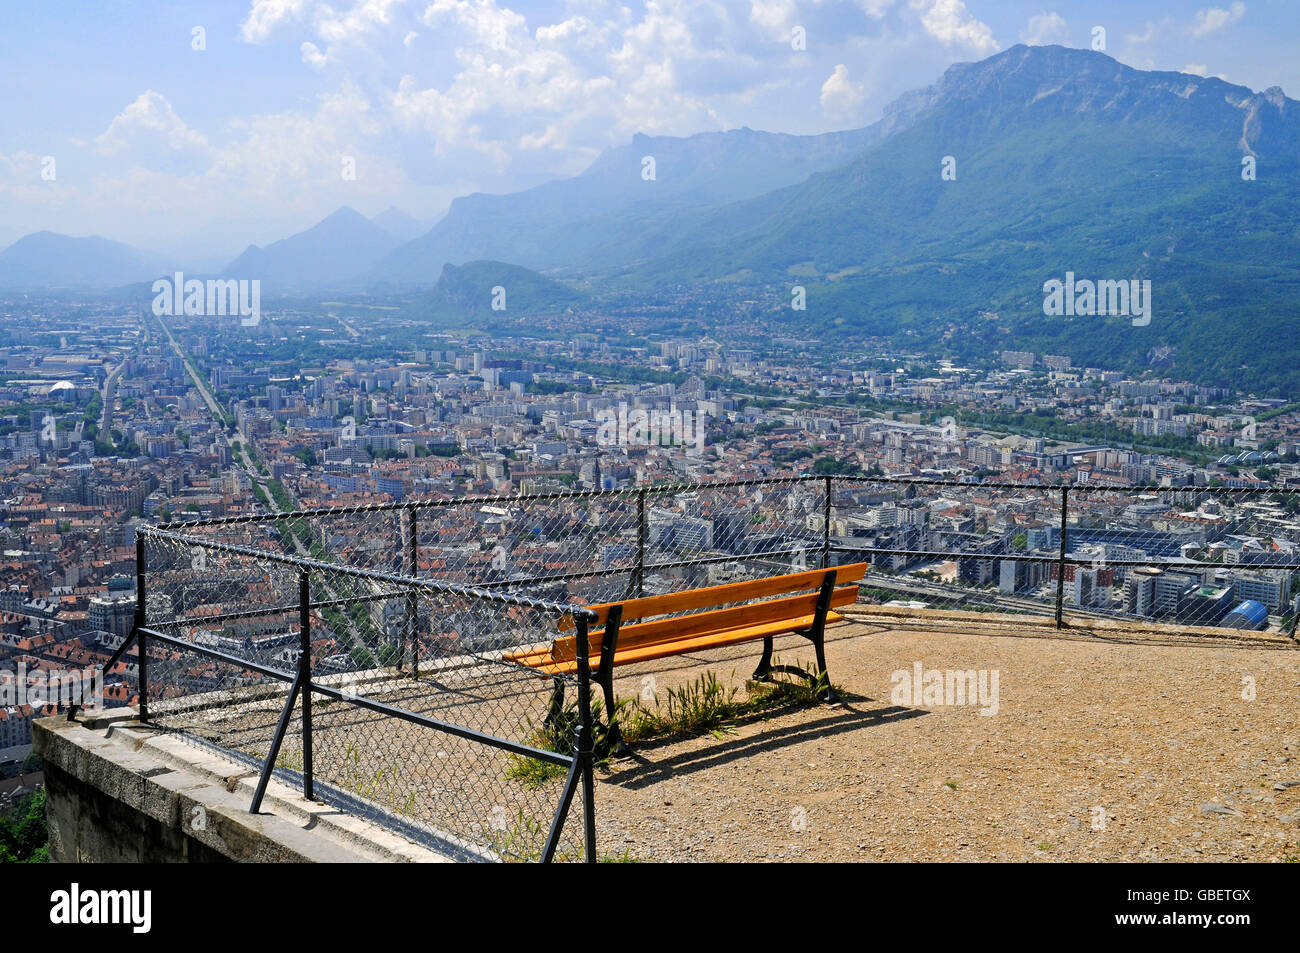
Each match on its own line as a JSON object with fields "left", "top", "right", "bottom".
{"left": 588, "top": 614, "right": 1300, "bottom": 862}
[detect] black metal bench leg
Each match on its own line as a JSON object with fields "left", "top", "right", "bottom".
{"left": 598, "top": 671, "right": 628, "bottom": 758}
{"left": 752, "top": 636, "right": 775, "bottom": 681}
{"left": 810, "top": 571, "right": 838, "bottom": 703}
{"left": 594, "top": 605, "right": 628, "bottom": 758}
{"left": 542, "top": 677, "right": 565, "bottom": 731}
{"left": 812, "top": 629, "right": 836, "bottom": 703}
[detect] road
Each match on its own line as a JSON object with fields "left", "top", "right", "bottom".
{"left": 155, "top": 314, "right": 281, "bottom": 513}
{"left": 154, "top": 313, "right": 395, "bottom": 659}
{"left": 100, "top": 359, "right": 125, "bottom": 435}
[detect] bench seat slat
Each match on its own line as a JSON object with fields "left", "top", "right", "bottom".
{"left": 502, "top": 644, "right": 556, "bottom": 666}
{"left": 511, "top": 611, "right": 845, "bottom": 676}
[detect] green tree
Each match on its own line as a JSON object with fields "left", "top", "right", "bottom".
{"left": 0, "top": 789, "right": 49, "bottom": 863}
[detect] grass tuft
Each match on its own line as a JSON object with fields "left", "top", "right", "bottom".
{"left": 507, "top": 695, "right": 620, "bottom": 786}
{"left": 623, "top": 672, "right": 739, "bottom": 741}
{"left": 622, "top": 662, "right": 837, "bottom": 743}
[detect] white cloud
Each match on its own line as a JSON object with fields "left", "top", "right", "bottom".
{"left": 1182, "top": 63, "right": 1227, "bottom": 80}
{"left": 749, "top": 0, "right": 799, "bottom": 41}
{"left": 857, "top": 0, "right": 895, "bottom": 16}
{"left": 9, "top": 0, "right": 1048, "bottom": 258}
{"left": 1191, "top": 3, "right": 1245, "bottom": 38}
{"left": 1020, "top": 12, "right": 1067, "bottom": 46}
{"left": 0, "top": 151, "right": 53, "bottom": 205}
{"left": 391, "top": 0, "right": 734, "bottom": 164}
{"left": 301, "top": 41, "right": 330, "bottom": 68}
{"left": 534, "top": 15, "right": 612, "bottom": 49}
{"left": 912, "top": 0, "right": 997, "bottom": 55}
{"left": 240, "top": 0, "right": 309, "bottom": 43}
{"left": 241, "top": 0, "right": 409, "bottom": 56}
{"left": 94, "top": 91, "right": 209, "bottom": 157}
{"left": 820, "top": 63, "right": 865, "bottom": 119}
{"left": 423, "top": 0, "right": 529, "bottom": 55}
{"left": 0, "top": 78, "right": 442, "bottom": 261}
{"left": 214, "top": 82, "right": 385, "bottom": 188}
{"left": 1126, "top": 25, "right": 1153, "bottom": 45}
{"left": 315, "top": 0, "right": 408, "bottom": 45}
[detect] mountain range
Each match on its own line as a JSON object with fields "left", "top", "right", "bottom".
{"left": 410, "top": 260, "right": 589, "bottom": 326}
{"left": 3, "top": 44, "right": 1298, "bottom": 392}
{"left": 222, "top": 206, "right": 401, "bottom": 290}
{"left": 367, "top": 123, "right": 885, "bottom": 287}
{"left": 0, "top": 232, "right": 172, "bottom": 290}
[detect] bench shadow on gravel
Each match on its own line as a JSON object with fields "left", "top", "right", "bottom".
{"left": 596, "top": 696, "right": 929, "bottom": 790}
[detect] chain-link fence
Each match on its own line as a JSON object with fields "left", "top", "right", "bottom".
{"left": 71, "top": 475, "right": 1299, "bottom": 862}
{"left": 828, "top": 477, "right": 1064, "bottom": 622}
{"left": 155, "top": 473, "right": 1300, "bottom": 644}
{"left": 103, "top": 526, "right": 600, "bottom": 863}
{"left": 416, "top": 478, "right": 827, "bottom": 605}
{"left": 1062, "top": 483, "right": 1300, "bottom": 633}
{"left": 828, "top": 477, "right": 1300, "bottom": 636}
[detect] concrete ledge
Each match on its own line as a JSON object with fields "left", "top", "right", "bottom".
{"left": 34, "top": 712, "right": 455, "bottom": 863}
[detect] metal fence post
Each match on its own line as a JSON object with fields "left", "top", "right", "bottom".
{"left": 822, "top": 475, "right": 833, "bottom": 569}
{"left": 299, "top": 569, "right": 314, "bottom": 801}
{"left": 574, "top": 614, "right": 597, "bottom": 863}
{"left": 408, "top": 508, "right": 419, "bottom": 678}
{"left": 136, "top": 534, "right": 148, "bottom": 721}
{"left": 1054, "top": 486, "right": 1070, "bottom": 628}
{"left": 635, "top": 488, "right": 646, "bottom": 598}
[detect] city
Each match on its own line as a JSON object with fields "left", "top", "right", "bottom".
{"left": 3, "top": 298, "right": 1297, "bottom": 774}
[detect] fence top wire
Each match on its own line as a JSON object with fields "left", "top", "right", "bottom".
{"left": 828, "top": 543, "right": 1300, "bottom": 572}
{"left": 158, "top": 474, "right": 1300, "bottom": 531}
{"left": 156, "top": 473, "right": 830, "bottom": 531}
{"left": 141, "top": 526, "right": 598, "bottom": 621}
{"left": 831, "top": 475, "right": 1299, "bottom": 495}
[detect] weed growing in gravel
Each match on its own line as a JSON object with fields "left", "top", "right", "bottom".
{"left": 487, "top": 807, "right": 638, "bottom": 863}
{"left": 624, "top": 672, "right": 739, "bottom": 740}
{"left": 507, "top": 695, "right": 619, "bottom": 787}
{"left": 507, "top": 661, "right": 840, "bottom": 781}
{"left": 505, "top": 755, "right": 568, "bottom": 789}
{"left": 746, "top": 666, "right": 832, "bottom": 710}
{"left": 622, "top": 662, "right": 838, "bottom": 742}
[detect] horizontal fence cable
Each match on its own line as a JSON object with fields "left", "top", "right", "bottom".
{"left": 142, "top": 526, "right": 597, "bottom": 620}
{"left": 141, "top": 627, "right": 572, "bottom": 766}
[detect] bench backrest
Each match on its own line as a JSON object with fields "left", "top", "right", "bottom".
{"left": 552, "top": 562, "right": 867, "bottom": 659}
{"left": 560, "top": 562, "right": 868, "bottom": 629}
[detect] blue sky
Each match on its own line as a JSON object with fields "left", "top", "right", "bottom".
{"left": 0, "top": 1, "right": 1293, "bottom": 267}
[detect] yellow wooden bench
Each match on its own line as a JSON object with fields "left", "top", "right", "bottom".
{"left": 505, "top": 562, "right": 866, "bottom": 752}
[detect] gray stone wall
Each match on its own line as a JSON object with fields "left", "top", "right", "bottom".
{"left": 33, "top": 711, "right": 451, "bottom": 863}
